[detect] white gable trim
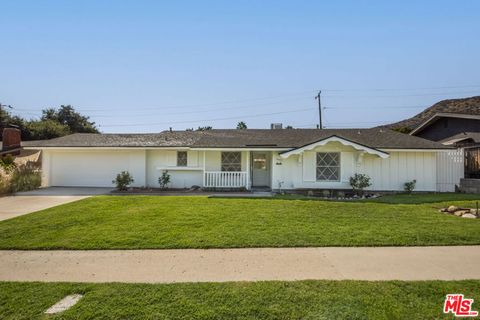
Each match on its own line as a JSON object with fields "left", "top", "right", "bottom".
{"left": 279, "top": 135, "right": 390, "bottom": 159}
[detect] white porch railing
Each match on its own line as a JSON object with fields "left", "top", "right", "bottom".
{"left": 204, "top": 171, "right": 248, "bottom": 188}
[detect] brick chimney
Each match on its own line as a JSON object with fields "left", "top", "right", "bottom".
{"left": 2, "top": 128, "right": 21, "bottom": 152}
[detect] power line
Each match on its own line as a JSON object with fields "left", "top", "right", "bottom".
{"left": 324, "top": 105, "right": 425, "bottom": 110}
{"left": 322, "top": 85, "right": 480, "bottom": 92}
{"left": 322, "top": 90, "right": 480, "bottom": 98}
{"left": 100, "top": 107, "right": 315, "bottom": 127}
{"left": 10, "top": 85, "right": 480, "bottom": 113}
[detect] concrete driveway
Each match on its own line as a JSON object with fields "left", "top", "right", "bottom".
{"left": 0, "top": 187, "right": 112, "bottom": 221}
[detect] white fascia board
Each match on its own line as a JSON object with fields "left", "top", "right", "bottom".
{"left": 22, "top": 146, "right": 192, "bottom": 150}
{"left": 23, "top": 146, "right": 290, "bottom": 152}
{"left": 191, "top": 147, "right": 289, "bottom": 151}
{"left": 280, "top": 136, "right": 389, "bottom": 159}
{"left": 381, "top": 148, "right": 453, "bottom": 152}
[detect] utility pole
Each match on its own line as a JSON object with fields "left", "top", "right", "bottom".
{"left": 315, "top": 91, "right": 322, "bottom": 129}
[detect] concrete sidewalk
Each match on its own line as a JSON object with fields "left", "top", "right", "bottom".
{"left": 1, "top": 246, "right": 479, "bottom": 283}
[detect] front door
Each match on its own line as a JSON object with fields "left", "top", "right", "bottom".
{"left": 251, "top": 152, "right": 270, "bottom": 187}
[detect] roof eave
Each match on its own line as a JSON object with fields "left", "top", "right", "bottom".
{"left": 279, "top": 135, "right": 390, "bottom": 159}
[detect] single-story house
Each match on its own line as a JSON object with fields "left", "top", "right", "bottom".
{"left": 23, "top": 128, "right": 455, "bottom": 192}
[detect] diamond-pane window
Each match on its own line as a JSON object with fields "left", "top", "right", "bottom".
{"left": 177, "top": 151, "right": 188, "bottom": 167}
{"left": 221, "top": 152, "right": 241, "bottom": 172}
{"left": 316, "top": 152, "right": 340, "bottom": 181}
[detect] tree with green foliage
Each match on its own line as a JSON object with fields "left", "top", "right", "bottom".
{"left": 186, "top": 126, "right": 213, "bottom": 131}
{"left": 1, "top": 105, "right": 99, "bottom": 140}
{"left": 236, "top": 121, "right": 247, "bottom": 129}
{"left": 41, "top": 105, "right": 98, "bottom": 134}
{"left": 25, "top": 119, "right": 70, "bottom": 140}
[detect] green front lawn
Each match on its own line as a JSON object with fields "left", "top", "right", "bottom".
{"left": 1, "top": 280, "right": 479, "bottom": 319}
{"left": 0, "top": 195, "right": 479, "bottom": 249}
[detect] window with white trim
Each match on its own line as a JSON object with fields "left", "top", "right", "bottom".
{"left": 177, "top": 151, "right": 188, "bottom": 167}
{"left": 221, "top": 152, "right": 241, "bottom": 172}
{"left": 316, "top": 152, "right": 340, "bottom": 181}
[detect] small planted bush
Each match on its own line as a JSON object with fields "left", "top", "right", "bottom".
{"left": 113, "top": 171, "right": 134, "bottom": 191}
{"left": 158, "top": 170, "right": 171, "bottom": 189}
{"left": 349, "top": 173, "right": 372, "bottom": 196}
{"left": 0, "top": 154, "right": 16, "bottom": 172}
{"left": 9, "top": 163, "right": 41, "bottom": 193}
{"left": 404, "top": 180, "right": 416, "bottom": 194}
{"left": 0, "top": 174, "right": 10, "bottom": 194}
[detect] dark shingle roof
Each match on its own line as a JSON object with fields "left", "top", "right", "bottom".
{"left": 23, "top": 129, "right": 450, "bottom": 150}
{"left": 440, "top": 132, "right": 480, "bottom": 145}
{"left": 386, "top": 95, "right": 480, "bottom": 130}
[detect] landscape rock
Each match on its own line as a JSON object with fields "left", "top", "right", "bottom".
{"left": 469, "top": 209, "right": 479, "bottom": 215}
{"left": 462, "top": 214, "right": 477, "bottom": 219}
{"left": 447, "top": 205, "right": 459, "bottom": 213}
{"left": 454, "top": 210, "right": 467, "bottom": 217}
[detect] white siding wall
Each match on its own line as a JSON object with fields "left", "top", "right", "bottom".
{"left": 146, "top": 150, "right": 203, "bottom": 188}
{"left": 272, "top": 142, "right": 357, "bottom": 190}
{"left": 359, "top": 151, "right": 436, "bottom": 191}
{"left": 272, "top": 144, "right": 438, "bottom": 191}
{"left": 42, "top": 146, "right": 443, "bottom": 192}
{"left": 436, "top": 149, "right": 464, "bottom": 192}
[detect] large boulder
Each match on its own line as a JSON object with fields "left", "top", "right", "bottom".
{"left": 462, "top": 213, "right": 477, "bottom": 219}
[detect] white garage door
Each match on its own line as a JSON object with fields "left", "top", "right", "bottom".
{"left": 50, "top": 151, "right": 139, "bottom": 187}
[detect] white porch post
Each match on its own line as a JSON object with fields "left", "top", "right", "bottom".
{"left": 246, "top": 150, "right": 251, "bottom": 190}
{"left": 202, "top": 151, "right": 206, "bottom": 188}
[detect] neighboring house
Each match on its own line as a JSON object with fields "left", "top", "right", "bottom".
{"left": 410, "top": 113, "right": 480, "bottom": 192}
{"left": 386, "top": 95, "right": 480, "bottom": 132}
{"left": 23, "top": 128, "right": 454, "bottom": 192}
{"left": 410, "top": 113, "right": 480, "bottom": 142}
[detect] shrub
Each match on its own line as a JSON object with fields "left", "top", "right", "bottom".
{"left": 0, "top": 154, "right": 16, "bottom": 172}
{"left": 0, "top": 173, "right": 10, "bottom": 194}
{"left": 112, "top": 171, "right": 134, "bottom": 191}
{"left": 349, "top": 173, "right": 372, "bottom": 196}
{"left": 9, "top": 163, "right": 41, "bottom": 193}
{"left": 158, "top": 170, "right": 171, "bottom": 189}
{"left": 404, "top": 180, "right": 416, "bottom": 194}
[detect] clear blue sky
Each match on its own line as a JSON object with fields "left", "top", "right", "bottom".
{"left": 1, "top": 0, "right": 479, "bottom": 133}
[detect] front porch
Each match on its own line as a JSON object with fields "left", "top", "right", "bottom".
{"left": 203, "top": 171, "right": 249, "bottom": 189}
{"left": 154, "top": 150, "right": 274, "bottom": 190}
